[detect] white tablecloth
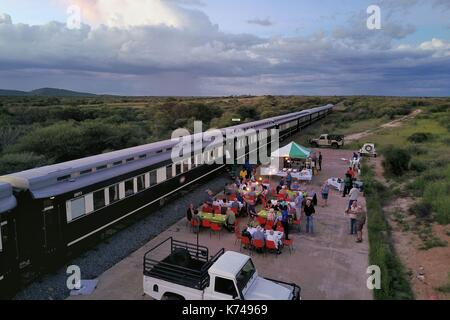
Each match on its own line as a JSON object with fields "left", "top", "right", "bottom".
{"left": 260, "top": 167, "right": 312, "bottom": 181}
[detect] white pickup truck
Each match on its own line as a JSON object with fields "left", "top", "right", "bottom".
{"left": 143, "top": 237, "right": 301, "bottom": 300}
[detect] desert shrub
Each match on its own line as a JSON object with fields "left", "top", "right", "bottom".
{"left": 409, "top": 202, "right": 433, "bottom": 220}
{"left": 407, "top": 132, "right": 433, "bottom": 143}
{"left": 409, "top": 160, "right": 427, "bottom": 173}
{"left": 407, "top": 145, "right": 428, "bottom": 156}
{"left": 423, "top": 181, "right": 450, "bottom": 224}
{"left": 382, "top": 146, "right": 411, "bottom": 176}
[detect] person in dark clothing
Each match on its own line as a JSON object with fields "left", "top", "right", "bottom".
{"left": 318, "top": 152, "right": 323, "bottom": 171}
{"left": 304, "top": 199, "right": 316, "bottom": 234}
{"left": 186, "top": 203, "right": 195, "bottom": 222}
{"left": 281, "top": 205, "right": 290, "bottom": 240}
{"left": 342, "top": 173, "right": 353, "bottom": 197}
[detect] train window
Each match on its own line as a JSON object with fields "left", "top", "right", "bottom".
{"left": 125, "top": 179, "right": 134, "bottom": 197}
{"left": 113, "top": 161, "right": 122, "bottom": 166}
{"left": 81, "top": 169, "right": 92, "bottom": 175}
{"left": 93, "top": 190, "right": 105, "bottom": 211}
{"left": 68, "top": 197, "right": 86, "bottom": 221}
{"left": 183, "top": 160, "right": 189, "bottom": 172}
{"left": 166, "top": 165, "right": 173, "bottom": 179}
{"left": 109, "top": 184, "right": 120, "bottom": 204}
{"left": 139, "top": 154, "right": 147, "bottom": 159}
{"left": 96, "top": 165, "right": 107, "bottom": 171}
{"left": 57, "top": 175, "right": 71, "bottom": 182}
{"left": 149, "top": 171, "right": 157, "bottom": 186}
{"left": 126, "top": 158, "right": 134, "bottom": 163}
{"left": 137, "top": 175, "right": 145, "bottom": 192}
{"left": 175, "top": 163, "right": 182, "bottom": 175}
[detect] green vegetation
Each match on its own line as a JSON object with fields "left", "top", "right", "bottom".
{"left": 0, "top": 95, "right": 340, "bottom": 174}
{"left": 361, "top": 163, "right": 414, "bottom": 300}
{"left": 436, "top": 274, "right": 450, "bottom": 294}
{"left": 382, "top": 146, "right": 411, "bottom": 176}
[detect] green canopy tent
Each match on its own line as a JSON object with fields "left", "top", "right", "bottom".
{"left": 271, "top": 142, "right": 311, "bottom": 159}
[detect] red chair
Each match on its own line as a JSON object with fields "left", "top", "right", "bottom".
{"left": 252, "top": 239, "right": 264, "bottom": 255}
{"left": 213, "top": 206, "right": 221, "bottom": 214}
{"left": 240, "top": 236, "right": 252, "bottom": 253}
{"left": 203, "top": 206, "right": 213, "bottom": 213}
{"left": 230, "top": 207, "right": 238, "bottom": 215}
{"left": 202, "top": 219, "right": 211, "bottom": 229}
{"left": 277, "top": 194, "right": 286, "bottom": 201}
{"left": 229, "top": 194, "right": 237, "bottom": 201}
{"left": 256, "top": 216, "right": 266, "bottom": 226}
{"left": 265, "top": 223, "right": 273, "bottom": 231}
{"left": 276, "top": 225, "right": 285, "bottom": 233}
{"left": 265, "top": 240, "right": 278, "bottom": 256}
{"left": 282, "top": 238, "right": 294, "bottom": 254}
{"left": 210, "top": 223, "right": 222, "bottom": 239}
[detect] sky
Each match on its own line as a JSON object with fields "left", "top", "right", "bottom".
{"left": 0, "top": 0, "right": 449, "bottom": 96}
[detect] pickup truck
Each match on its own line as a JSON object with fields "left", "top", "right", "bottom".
{"left": 309, "top": 134, "right": 344, "bottom": 149}
{"left": 143, "top": 237, "right": 301, "bottom": 300}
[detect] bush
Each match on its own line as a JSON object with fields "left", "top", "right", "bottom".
{"left": 407, "top": 132, "right": 433, "bottom": 143}
{"left": 407, "top": 145, "right": 428, "bottom": 156}
{"left": 382, "top": 146, "right": 411, "bottom": 176}
{"left": 423, "top": 181, "right": 450, "bottom": 224}
{"left": 409, "top": 160, "right": 427, "bottom": 173}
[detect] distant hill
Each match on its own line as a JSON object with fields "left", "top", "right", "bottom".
{"left": 0, "top": 87, "right": 96, "bottom": 97}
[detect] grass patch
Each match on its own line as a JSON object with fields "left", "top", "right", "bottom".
{"left": 361, "top": 163, "right": 414, "bottom": 300}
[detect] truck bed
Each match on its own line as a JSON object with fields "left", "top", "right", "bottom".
{"left": 144, "top": 238, "right": 224, "bottom": 290}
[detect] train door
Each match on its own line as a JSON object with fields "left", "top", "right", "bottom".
{"left": 42, "top": 200, "right": 61, "bottom": 259}
{"left": 0, "top": 215, "right": 19, "bottom": 298}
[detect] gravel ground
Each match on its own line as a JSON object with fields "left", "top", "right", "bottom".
{"left": 14, "top": 173, "right": 230, "bottom": 300}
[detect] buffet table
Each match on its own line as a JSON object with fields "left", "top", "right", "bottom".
{"left": 260, "top": 167, "right": 313, "bottom": 181}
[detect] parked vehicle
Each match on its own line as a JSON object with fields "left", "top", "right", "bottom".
{"left": 143, "top": 238, "right": 301, "bottom": 300}
{"left": 359, "top": 143, "right": 377, "bottom": 157}
{"left": 309, "top": 134, "right": 344, "bottom": 149}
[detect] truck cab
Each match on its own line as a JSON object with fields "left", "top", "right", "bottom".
{"left": 143, "top": 238, "right": 300, "bottom": 300}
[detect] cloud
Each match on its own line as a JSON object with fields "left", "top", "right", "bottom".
{"left": 0, "top": 13, "right": 12, "bottom": 24}
{"left": 0, "top": 1, "right": 449, "bottom": 96}
{"left": 246, "top": 17, "right": 274, "bottom": 27}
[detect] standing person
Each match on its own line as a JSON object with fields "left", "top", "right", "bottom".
{"left": 304, "top": 199, "right": 316, "bottom": 234}
{"left": 186, "top": 203, "right": 195, "bottom": 222}
{"left": 281, "top": 205, "right": 290, "bottom": 240}
{"left": 348, "top": 185, "right": 360, "bottom": 209}
{"left": 346, "top": 201, "right": 358, "bottom": 235}
{"left": 294, "top": 191, "right": 303, "bottom": 222}
{"left": 321, "top": 182, "right": 330, "bottom": 207}
{"left": 342, "top": 174, "right": 353, "bottom": 197}
{"left": 286, "top": 172, "right": 292, "bottom": 190}
{"left": 318, "top": 152, "right": 323, "bottom": 171}
{"left": 239, "top": 168, "right": 247, "bottom": 182}
{"left": 355, "top": 204, "right": 367, "bottom": 243}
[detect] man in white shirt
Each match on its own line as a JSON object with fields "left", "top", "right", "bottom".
{"left": 348, "top": 186, "right": 360, "bottom": 209}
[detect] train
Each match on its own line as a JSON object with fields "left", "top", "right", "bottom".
{"left": 0, "top": 103, "right": 334, "bottom": 298}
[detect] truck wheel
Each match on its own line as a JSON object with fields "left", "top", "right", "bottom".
{"left": 311, "top": 142, "right": 318, "bottom": 148}
{"left": 332, "top": 143, "right": 338, "bottom": 149}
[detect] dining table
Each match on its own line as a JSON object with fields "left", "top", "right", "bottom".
{"left": 198, "top": 212, "right": 226, "bottom": 224}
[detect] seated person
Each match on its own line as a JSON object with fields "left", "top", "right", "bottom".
{"left": 267, "top": 208, "right": 276, "bottom": 222}
{"left": 221, "top": 199, "right": 229, "bottom": 215}
{"left": 252, "top": 226, "right": 265, "bottom": 253}
{"left": 248, "top": 203, "right": 257, "bottom": 218}
{"left": 186, "top": 203, "right": 195, "bottom": 222}
{"left": 224, "top": 209, "right": 236, "bottom": 232}
{"left": 266, "top": 230, "right": 281, "bottom": 254}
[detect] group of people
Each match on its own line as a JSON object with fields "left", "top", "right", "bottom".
{"left": 186, "top": 150, "right": 367, "bottom": 246}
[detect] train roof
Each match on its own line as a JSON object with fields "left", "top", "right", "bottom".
{"left": 0, "top": 104, "right": 333, "bottom": 199}
{"left": 0, "top": 182, "right": 17, "bottom": 213}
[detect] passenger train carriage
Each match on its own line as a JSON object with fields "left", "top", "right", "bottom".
{"left": 0, "top": 104, "right": 333, "bottom": 297}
